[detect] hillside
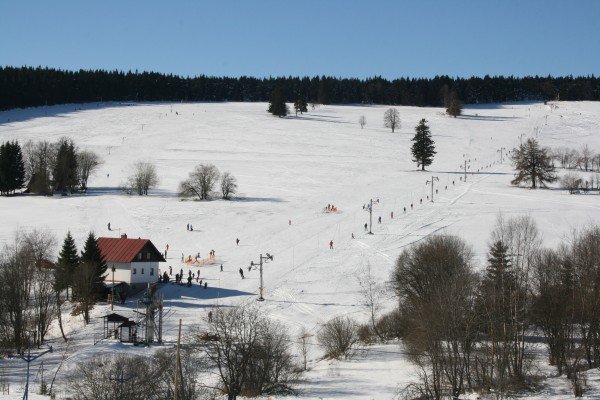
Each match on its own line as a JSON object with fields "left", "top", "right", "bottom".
{"left": 1, "top": 101, "right": 599, "bottom": 399}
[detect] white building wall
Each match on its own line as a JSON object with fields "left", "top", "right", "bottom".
{"left": 129, "top": 261, "right": 159, "bottom": 284}
{"left": 103, "top": 261, "right": 160, "bottom": 285}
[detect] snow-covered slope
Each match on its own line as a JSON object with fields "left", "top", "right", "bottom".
{"left": 1, "top": 101, "right": 599, "bottom": 399}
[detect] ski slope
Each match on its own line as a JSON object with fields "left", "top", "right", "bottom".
{"left": 1, "top": 101, "right": 600, "bottom": 399}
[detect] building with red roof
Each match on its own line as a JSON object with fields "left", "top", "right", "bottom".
{"left": 98, "top": 234, "right": 165, "bottom": 290}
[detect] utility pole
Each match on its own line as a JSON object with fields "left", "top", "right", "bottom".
{"left": 19, "top": 345, "right": 52, "bottom": 400}
{"left": 111, "top": 265, "right": 115, "bottom": 311}
{"left": 497, "top": 147, "right": 506, "bottom": 163}
{"left": 364, "top": 199, "right": 373, "bottom": 234}
{"left": 250, "top": 253, "right": 274, "bottom": 301}
{"left": 109, "top": 371, "right": 130, "bottom": 400}
{"left": 174, "top": 319, "right": 182, "bottom": 400}
{"left": 426, "top": 176, "right": 439, "bottom": 202}
{"left": 460, "top": 160, "right": 469, "bottom": 182}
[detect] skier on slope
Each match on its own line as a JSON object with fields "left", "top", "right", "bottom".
{"left": 239, "top": 268, "right": 245, "bottom": 279}
{"left": 329, "top": 240, "right": 334, "bottom": 249}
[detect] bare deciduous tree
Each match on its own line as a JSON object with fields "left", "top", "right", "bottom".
{"left": 77, "top": 150, "right": 102, "bottom": 192}
{"left": 299, "top": 327, "right": 312, "bottom": 371}
{"left": 71, "top": 261, "right": 96, "bottom": 324}
{"left": 22, "top": 140, "right": 54, "bottom": 194}
{"left": 200, "top": 306, "right": 297, "bottom": 400}
{"left": 578, "top": 144, "right": 593, "bottom": 171}
{"left": 357, "top": 262, "right": 385, "bottom": 340}
{"left": 358, "top": 115, "right": 366, "bottom": 129}
{"left": 383, "top": 108, "right": 400, "bottom": 133}
{"left": 393, "top": 235, "right": 477, "bottom": 399}
{"left": 561, "top": 172, "right": 583, "bottom": 194}
{"left": 220, "top": 171, "right": 237, "bottom": 200}
{"left": 69, "top": 350, "right": 205, "bottom": 400}
{"left": 317, "top": 316, "right": 358, "bottom": 359}
{"left": 179, "top": 164, "right": 220, "bottom": 200}
{"left": 126, "top": 161, "right": 158, "bottom": 195}
{"left": 0, "top": 230, "right": 57, "bottom": 351}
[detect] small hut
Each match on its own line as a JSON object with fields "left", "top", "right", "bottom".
{"left": 119, "top": 320, "right": 138, "bottom": 343}
{"left": 102, "top": 313, "right": 129, "bottom": 339}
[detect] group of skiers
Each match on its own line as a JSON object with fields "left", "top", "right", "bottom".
{"left": 159, "top": 266, "right": 209, "bottom": 289}
{"left": 324, "top": 204, "right": 338, "bottom": 213}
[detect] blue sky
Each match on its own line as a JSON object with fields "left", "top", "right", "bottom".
{"left": 1, "top": 0, "right": 599, "bottom": 79}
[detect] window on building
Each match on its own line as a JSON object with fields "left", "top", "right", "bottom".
{"left": 150, "top": 268, "right": 154, "bottom": 276}
{"left": 141, "top": 268, "right": 145, "bottom": 275}
{"left": 137, "top": 253, "right": 142, "bottom": 260}
{"left": 146, "top": 252, "right": 151, "bottom": 260}
{"left": 133, "top": 268, "right": 137, "bottom": 274}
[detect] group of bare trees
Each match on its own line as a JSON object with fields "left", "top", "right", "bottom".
{"left": 68, "top": 349, "right": 205, "bottom": 400}
{"left": 179, "top": 163, "right": 238, "bottom": 200}
{"left": 0, "top": 230, "right": 56, "bottom": 353}
{"left": 552, "top": 145, "right": 600, "bottom": 194}
{"left": 552, "top": 145, "right": 600, "bottom": 172}
{"left": 199, "top": 306, "right": 298, "bottom": 399}
{"left": 390, "top": 215, "right": 598, "bottom": 399}
{"left": 22, "top": 138, "right": 102, "bottom": 195}
{"left": 532, "top": 226, "right": 600, "bottom": 396}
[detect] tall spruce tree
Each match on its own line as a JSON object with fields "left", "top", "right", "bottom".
{"left": 268, "top": 88, "right": 287, "bottom": 117}
{"left": 79, "top": 232, "right": 107, "bottom": 298}
{"left": 411, "top": 119, "right": 436, "bottom": 170}
{"left": 0, "top": 141, "right": 25, "bottom": 195}
{"left": 55, "top": 231, "right": 79, "bottom": 299}
{"left": 0, "top": 141, "right": 8, "bottom": 195}
{"left": 52, "top": 138, "right": 78, "bottom": 193}
{"left": 10, "top": 141, "right": 25, "bottom": 193}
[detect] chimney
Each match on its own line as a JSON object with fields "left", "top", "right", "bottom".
{"left": 121, "top": 233, "right": 127, "bottom": 239}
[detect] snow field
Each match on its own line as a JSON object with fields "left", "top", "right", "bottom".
{"left": 1, "top": 101, "right": 600, "bottom": 398}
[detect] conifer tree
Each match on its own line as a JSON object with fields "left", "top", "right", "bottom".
{"left": 511, "top": 138, "right": 557, "bottom": 189}
{"left": 52, "top": 138, "right": 78, "bottom": 193}
{"left": 0, "top": 141, "right": 25, "bottom": 195}
{"left": 55, "top": 231, "right": 79, "bottom": 299}
{"left": 73, "top": 232, "right": 107, "bottom": 324}
{"left": 411, "top": 119, "right": 436, "bottom": 170}
{"left": 10, "top": 141, "right": 25, "bottom": 193}
{"left": 481, "top": 240, "right": 513, "bottom": 300}
{"left": 80, "top": 232, "right": 107, "bottom": 298}
{"left": 0, "top": 141, "right": 8, "bottom": 195}
{"left": 268, "top": 88, "right": 287, "bottom": 117}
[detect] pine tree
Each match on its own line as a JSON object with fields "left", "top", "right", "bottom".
{"left": 52, "top": 138, "right": 78, "bottom": 193}
{"left": 411, "top": 119, "right": 436, "bottom": 170}
{"left": 10, "top": 141, "right": 25, "bottom": 193}
{"left": 511, "top": 138, "right": 557, "bottom": 189}
{"left": 446, "top": 90, "right": 462, "bottom": 117}
{"left": 0, "top": 141, "right": 25, "bottom": 195}
{"left": 79, "top": 232, "right": 107, "bottom": 298}
{"left": 481, "top": 241, "right": 513, "bottom": 298}
{"left": 0, "top": 142, "right": 8, "bottom": 195}
{"left": 268, "top": 88, "right": 287, "bottom": 117}
{"left": 55, "top": 231, "right": 79, "bottom": 299}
